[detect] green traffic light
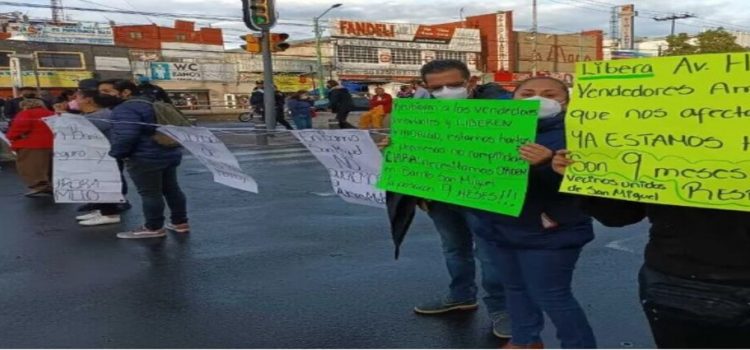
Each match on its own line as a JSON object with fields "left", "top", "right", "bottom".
{"left": 253, "top": 16, "right": 267, "bottom": 24}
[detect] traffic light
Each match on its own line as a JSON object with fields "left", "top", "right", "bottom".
{"left": 270, "top": 33, "right": 290, "bottom": 52}
{"left": 240, "top": 34, "right": 261, "bottom": 53}
{"left": 241, "top": 0, "right": 276, "bottom": 31}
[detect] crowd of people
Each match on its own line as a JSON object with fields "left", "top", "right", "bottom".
{"left": 1, "top": 58, "right": 748, "bottom": 348}
{"left": 382, "top": 59, "right": 750, "bottom": 349}
{"left": 2, "top": 77, "right": 190, "bottom": 239}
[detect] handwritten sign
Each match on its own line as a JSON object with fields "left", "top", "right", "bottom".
{"left": 158, "top": 126, "right": 258, "bottom": 193}
{"left": 561, "top": 53, "right": 750, "bottom": 211}
{"left": 44, "top": 115, "right": 125, "bottom": 203}
{"left": 377, "top": 99, "right": 538, "bottom": 216}
{"left": 292, "top": 130, "right": 386, "bottom": 208}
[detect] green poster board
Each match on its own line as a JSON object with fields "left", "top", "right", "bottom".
{"left": 378, "top": 99, "right": 539, "bottom": 216}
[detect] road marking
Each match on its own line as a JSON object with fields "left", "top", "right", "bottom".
{"left": 604, "top": 235, "right": 643, "bottom": 254}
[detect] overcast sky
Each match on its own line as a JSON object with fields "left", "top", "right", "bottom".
{"left": 8, "top": 0, "right": 750, "bottom": 47}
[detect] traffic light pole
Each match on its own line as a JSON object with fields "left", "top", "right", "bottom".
{"left": 261, "top": 29, "right": 277, "bottom": 131}
{"left": 314, "top": 18, "right": 326, "bottom": 100}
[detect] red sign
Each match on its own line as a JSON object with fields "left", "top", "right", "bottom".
{"left": 414, "top": 25, "right": 455, "bottom": 44}
{"left": 339, "top": 21, "right": 396, "bottom": 38}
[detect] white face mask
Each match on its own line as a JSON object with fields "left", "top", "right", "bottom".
{"left": 524, "top": 96, "right": 563, "bottom": 119}
{"left": 431, "top": 86, "right": 469, "bottom": 100}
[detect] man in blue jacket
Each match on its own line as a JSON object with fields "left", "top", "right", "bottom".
{"left": 98, "top": 79, "right": 189, "bottom": 239}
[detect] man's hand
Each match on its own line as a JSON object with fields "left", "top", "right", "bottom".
{"left": 551, "top": 149, "right": 574, "bottom": 175}
{"left": 519, "top": 143, "right": 553, "bottom": 166}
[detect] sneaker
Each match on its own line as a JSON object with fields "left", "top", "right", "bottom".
{"left": 165, "top": 222, "right": 190, "bottom": 233}
{"left": 491, "top": 311, "right": 512, "bottom": 339}
{"left": 76, "top": 210, "right": 101, "bottom": 221}
{"left": 116, "top": 226, "right": 167, "bottom": 239}
{"left": 79, "top": 214, "right": 121, "bottom": 226}
{"left": 413, "top": 297, "right": 478, "bottom": 315}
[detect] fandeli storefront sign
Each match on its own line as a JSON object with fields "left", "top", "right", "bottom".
{"left": 331, "top": 19, "right": 481, "bottom": 52}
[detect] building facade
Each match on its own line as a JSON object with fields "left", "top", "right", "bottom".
{"left": 329, "top": 19, "right": 482, "bottom": 87}
{"left": 0, "top": 40, "right": 131, "bottom": 98}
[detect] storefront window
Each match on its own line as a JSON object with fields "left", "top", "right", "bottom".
{"left": 36, "top": 52, "right": 85, "bottom": 69}
{"left": 337, "top": 46, "right": 379, "bottom": 64}
{"left": 436, "top": 51, "right": 466, "bottom": 62}
{"left": 392, "top": 49, "right": 421, "bottom": 65}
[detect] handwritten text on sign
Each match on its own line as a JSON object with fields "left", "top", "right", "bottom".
{"left": 44, "top": 115, "right": 125, "bottom": 203}
{"left": 561, "top": 53, "right": 750, "bottom": 211}
{"left": 158, "top": 126, "right": 258, "bottom": 193}
{"left": 378, "top": 99, "right": 538, "bottom": 216}
{"left": 293, "top": 130, "right": 386, "bottom": 208}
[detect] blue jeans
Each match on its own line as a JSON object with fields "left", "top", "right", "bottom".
{"left": 474, "top": 235, "right": 596, "bottom": 348}
{"left": 126, "top": 160, "right": 188, "bottom": 230}
{"left": 427, "top": 202, "right": 506, "bottom": 314}
{"left": 292, "top": 114, "right": 312, "bottom": 129}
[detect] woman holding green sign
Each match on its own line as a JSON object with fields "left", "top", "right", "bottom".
{"left": 465, "top": 77, "right": 596, "bottom": 349}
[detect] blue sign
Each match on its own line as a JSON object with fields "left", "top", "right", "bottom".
{"left": 150, "top": 63, "right": 171, "bottom": 81}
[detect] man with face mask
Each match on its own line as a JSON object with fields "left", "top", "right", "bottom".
{"left": 98, "top": 79, "right": 189, "bottom": 239}
{"left": 386, "top": 60, "right": 512, "bottom": 340}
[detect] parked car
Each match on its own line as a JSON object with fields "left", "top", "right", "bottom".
{"left": 313, "top": 93, "right": 371, "bottom": 112}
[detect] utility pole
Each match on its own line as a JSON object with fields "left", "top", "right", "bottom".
{"left": 313, "top": 3, "right": 342, "bottom": 100}
{"left": 260, "top": 29, "right": 276, "bottom": 130}
{"left": 654, "top": 13, "right": 695, "bottom": 36}
{"left": 531, "top": 0, "right": 538, "bottom": 76}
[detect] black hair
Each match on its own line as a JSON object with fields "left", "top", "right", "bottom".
{"left": 514, "top": 77, "right": 570, "bottom": 102}
{"left": 420, "top": 59, "right": 470, "bottom": 84}
{"left": 326, "top": 79, "right": 339, "bottom": 86}
{"left": 98, "top": 79, "right": 139, "bottom": 96}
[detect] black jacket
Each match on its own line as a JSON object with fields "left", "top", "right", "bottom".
{"left": 583, "top": 198, "right": 750, "bottom": 282}
{"left": 328, "top": 86, "right": 353, "bottom": 113}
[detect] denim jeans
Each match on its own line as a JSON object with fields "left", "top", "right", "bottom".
{"left": 292, "top": 114, "right": 312, "bottom": 129}
{"left": 427, "top": 202, "right": 506, "bottom": 314}
{"left": 474, "top": 235, "right": 596, "bottom": 348}
{"left": 126, "top": 159, "right": 188, "bottom": 230}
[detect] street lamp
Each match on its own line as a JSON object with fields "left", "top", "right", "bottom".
{"left": 314, "top": 3, "right": 342, "bottom": 99}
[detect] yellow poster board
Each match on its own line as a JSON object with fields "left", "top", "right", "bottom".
{"left": 560, "top": 52, "right": 750, "bottom": 211}
{"left": 239, "top": 73, "right": 314, "bottom": 92}
{"left": 0, "top": 71, "right": 93, "bottom": 88}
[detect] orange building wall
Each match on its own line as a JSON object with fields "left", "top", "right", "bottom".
{"left": 113, "top": 20, "right": 223, "bottom": 49}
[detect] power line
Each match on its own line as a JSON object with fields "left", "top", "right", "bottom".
{"left": 654, "top": 13, "right": 696, "bottom": 36}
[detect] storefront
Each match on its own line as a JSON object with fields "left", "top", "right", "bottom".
{"left": 329, "top": 19, "right": 482, "bottom": 92}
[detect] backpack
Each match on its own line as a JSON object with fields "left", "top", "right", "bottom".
{"left": 124, "top": 99, "right": 193, "bottom": 148}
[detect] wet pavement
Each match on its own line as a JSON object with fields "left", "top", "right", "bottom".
{"left": 0, "top": 144, "right": 655, "bottom": 348}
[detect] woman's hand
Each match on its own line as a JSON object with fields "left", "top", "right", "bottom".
{"left": 376, "top": 136, "right": 391, "bottom": 151}
{"left": 551, "top": 149, "right": 574, "bottom": 175}
{"left": 519, "top": 143, "right": 553, "bottom": 166}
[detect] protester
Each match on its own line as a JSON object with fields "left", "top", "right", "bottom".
{"left": 370, "top": 87, "right": 393, "bottom": 117}
{"left": 552, "top": 156, "right": 750, "bottom": 347}
{"left": 286, "top": 90, "right": 314, "bottom": 130}
{"left": 386, "top": 60, "right": 511, "bottom": 340}
{"left": 326, "top": 80, "right": 355, "bottom": 129}
{"left": 135, "top": 74, "right": 173, "bottom": 104}
{"left": 397, "top": 85, "right": 414, "bottom": 98}
{"left": 73, "top": 79, "right": 130, "bottom": 226}
{"left": 273, "top": 87, "right": 294, "bottom": 130}
{"left": 53, "top": 89, "right": 80, "bottom": 114}
{"left": 98, "top": 79, "right": 189, "bottom": 239}
{"left": 5, "top": 98, "right": 55, "bottom": 197}
{"left": 250, "top": 81, "right": 265, "bottom": 120}
{"left": 463, "top": 77, "right": 595, "bottom": 349}
{"left": 4, "top": 87, "right": 39, "bottom": 121}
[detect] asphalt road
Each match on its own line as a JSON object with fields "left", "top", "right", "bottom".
{"left": 0, "top": 142, "right": 655, "bottom": 348}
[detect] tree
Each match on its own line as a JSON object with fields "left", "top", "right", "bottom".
{"left": 663, "top": 28, "right": 747, "bottom": 56}
{"left": 663, "top": 33, "right": 696, "bottom": 56}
